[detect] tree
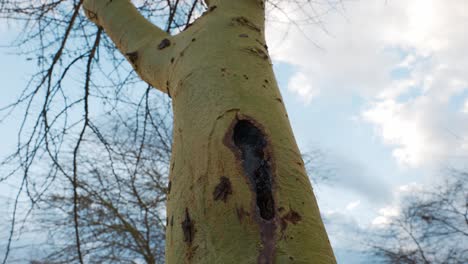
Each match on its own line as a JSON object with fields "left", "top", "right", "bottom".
{"left": 29, "top": 115, "right": 327, "bottom": 264}
{"left": 1, "top": 0, "right": 337, "bottom": 263}
{"left": 370, "top": 170, "right": 468, "bottom": 264}
{"left": 32, "top": 106, "right": 172, "bottom": 263}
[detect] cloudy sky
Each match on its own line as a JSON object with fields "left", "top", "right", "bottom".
{"left": 265, "top": 0, "right": 468, "bottom": 261}
{"left": 1, "top": 0, "right": 468, "bottom": 263}
{"left": 269, "top": 0, "right": 468, "bottom": 169}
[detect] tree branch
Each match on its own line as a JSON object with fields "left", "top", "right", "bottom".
{"left": 83, "top": 0, "right": 169, "bottom": 54}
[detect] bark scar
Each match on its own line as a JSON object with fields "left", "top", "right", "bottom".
{"left": 280, "top": 208, "right": 302, "bottom": 239}
{"left": 125, "top": 51, "right": 138, "bottom": 65}
{"left": 232, "top": 16, "right": 261, "bottom": 32}
{"left": 158, "top": 38, "right": 171, "bottom": 49}
{"left": 213, "top": 176, "right": 233, "bottom": 202}
{"left": 226, "top": 117, "right": 277, "bottom": 264}
{"left": 181, "top": 208, "right": 195, "bottom": 243}
{"left": 243, "top": 47, "right": 269, "bottom": 60}
{"left": 232, "top": 120, "right": 275, "bottom": 220}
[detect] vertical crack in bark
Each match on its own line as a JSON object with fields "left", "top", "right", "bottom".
{"left": 181, "top": 208, "right": 194, "bottom": 244}
{"left": 232, "top": 120, "right": 275, "bottom": 220}
{"left": 213, "top": 176, "right": 233, "bottom": 202}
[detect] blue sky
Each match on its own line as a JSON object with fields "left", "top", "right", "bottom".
{"left": 266, "top": 0, "right": 468, "bottom": 260}
{"left": 2, "top": 0, "right": 468, "bottom": 263}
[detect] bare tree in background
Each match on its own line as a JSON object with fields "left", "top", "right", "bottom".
{"left": 2, "top": 86, "right": 173, "bottom": 263}
{"left": 302, "top": 148, "right": 336, "bottom": 185}
{"left": 32, "top": 103, "right": 172, "bottom": 263}
{"left": 370, "top": 170, "right": 468, "bottom": 264}
{"left": 0, "top": 1, "right": 203, "bottom": 262}
{"left": 0, "top": 0, "right": 344, "bottom": 263}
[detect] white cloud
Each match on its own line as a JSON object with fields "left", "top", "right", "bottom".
{"left": 463, "top": 100, "right": 468, "bottom": 114}
{"left": 362, "top": 95, "right": 468, "bottom": 167}
{"left": 265, "top": 0, "right": 468, "bottom": 256}
{"left": 267, "top": 0, "right": 403, "bottom": 98}
{"left": 287, "top": 72, "right": 319, "bottom": 104}
{"left": 372, "top": 182, "right": 425, "bottom": 226}
{"left": 398, "top": 182, "right": 423, "bottom": 193}
{"left": 372, "top": 205, "right": 399, "bottom": 226}
{"left": 267, "top": 0, "right": 468, "bottom": 167}
{"left": 362, "top": 99, "right": 429, "bottom": 166}
{"left": 346, "top": 200, "right": 361, "bottom": 211}
{"left": 311, "top": 149, "right": 392, "bottom": 204}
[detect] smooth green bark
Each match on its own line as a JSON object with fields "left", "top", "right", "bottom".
{"left": 83, "top": 0, "right": 336, "bottom": 263}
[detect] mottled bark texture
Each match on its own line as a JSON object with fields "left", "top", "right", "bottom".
{"left": 83, "top": 0, "right": 336, "bottom": 263}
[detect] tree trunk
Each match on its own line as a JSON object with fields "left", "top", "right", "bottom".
{"left": 83, "top": 0, "right": 336, "bottom": 263}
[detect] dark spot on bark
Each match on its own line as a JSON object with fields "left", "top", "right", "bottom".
{"left": 258, "top": 0, "right": 265, "bottom": 9}
{"left": 280, "top": 209, "right": 302, "bottom": 233}
{"left": 167, "top": 181, "right": 172, "bottom": 194}
{"left": 181, "top": 208, "right": 194, "bottom": 243}
{"left": 289, "top": 256, "right": 294, "bottom": 261}
{"left": 213, "top": 176, "right": 233, "bottom": 202}
{"left": 264, "top": 79, "right": 269, "bottom": 83}
{"left": 243, "top": 74, "right": 249, "bottom": 80}
{"left": 180, "top": 51, "right": 184, "bottom": 57}
{"left": 191, "top": 38, "right": 196, "bottom": 42}
{"left": 125, "top": 51, "right": 138, "bottom": 65}
{"left": 233, "top": 120, "right": 275, "bottom": 220}
{"left": 236, "top": 206, "right": 250, "bottom": 222}
{"left": 280, "top": 219, "right": 287, "bottom": 233}
{"left": 278, "top": 207, "right": 285, "bottom": 212}
{"left": 158, "top": 38, "right": 171, "bottom": 49}
{"left": 239, "top": 33, "right": 249, "bottom": 38}
{"left": 170, "top": 57, "right": 174, "bottom": 63}
{"left": 255, "top": 39, "right": 268, "bottom": 50}
{"left": 244, "top": 47, "right": 269, "bottom": 60}
{"left": 166, "top": 81, "right": 172, "bottom": 98}
{"left": 221, "top": 68, "right": 226, "bottom": 72}
{"left": 84, "top": 8, "right": 98, "bottom": 20}
{"left": 232, "top": 17, "right": 261, "bottom": 32}
{"left": 170, "top": 215, "right": 174, "bottom": 227}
